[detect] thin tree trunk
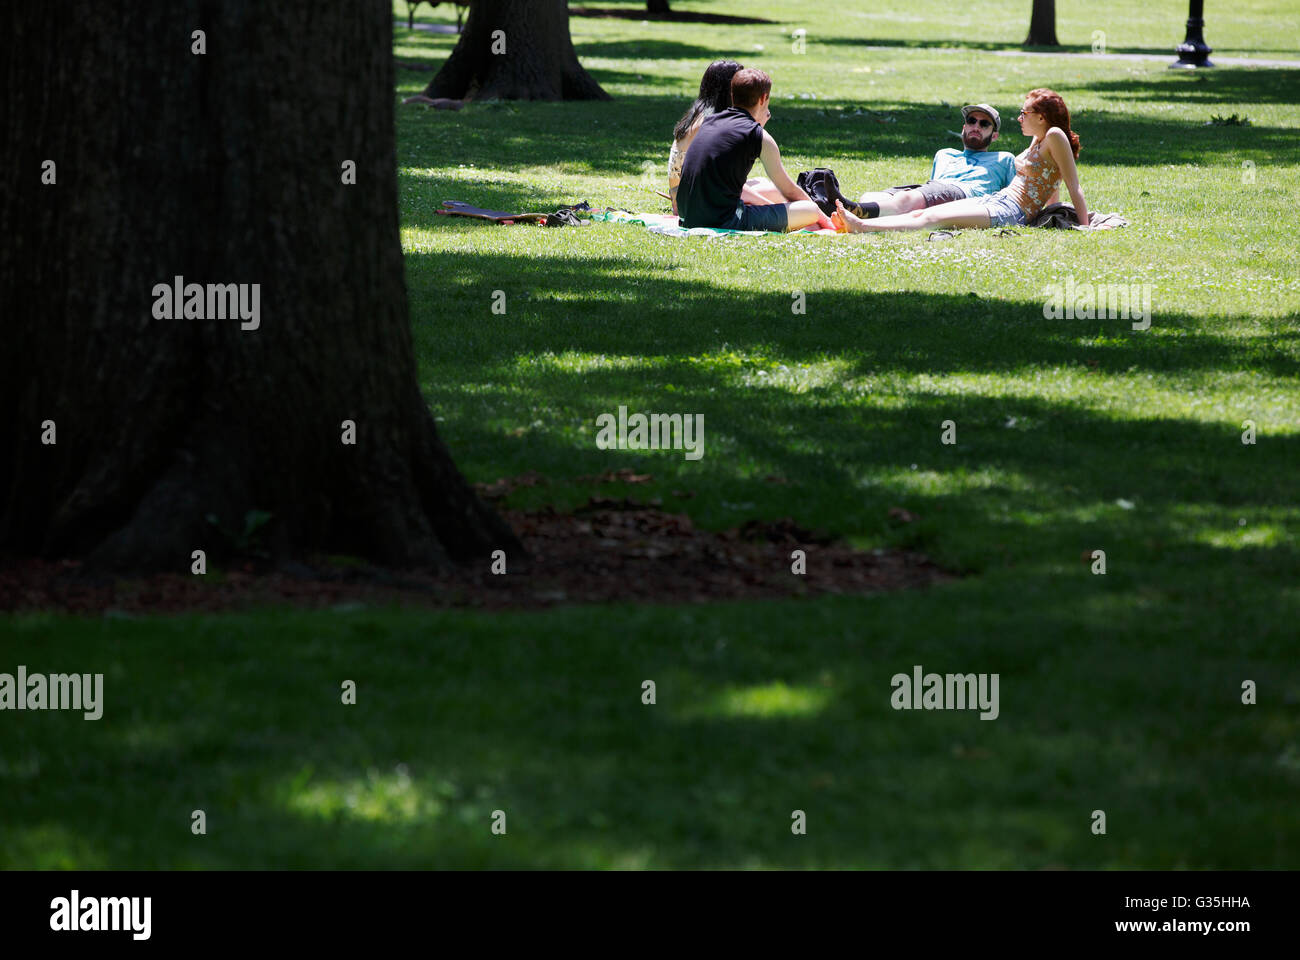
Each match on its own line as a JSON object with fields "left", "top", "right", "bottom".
{"left": 0, "top": 1, "right": 521, "bottom": 574}
{"left": 1024, "top": 0, "right": 1059, "bottom": 46}
{"left": 427, "top": 0, "right": 609, "bottom": 101}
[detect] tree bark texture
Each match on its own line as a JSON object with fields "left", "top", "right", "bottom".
{"left": 1024, "top": 0, "right": 1060, "bottom": 46}
{"left": 0, "top": 0, "right": 521, "bottom": 574}
{"left": 427, "top": 0, "right": 610, "bottom": 101}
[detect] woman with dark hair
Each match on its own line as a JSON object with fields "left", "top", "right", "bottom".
{"left": 668, "top": 60, "right": 781, "bottom": 214}
{"left": 834, "top": 88, "right": 1089, "bottom": 232}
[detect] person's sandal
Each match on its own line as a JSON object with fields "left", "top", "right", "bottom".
{"left": 544, "top": 209, "right": 589, "bottom": 227}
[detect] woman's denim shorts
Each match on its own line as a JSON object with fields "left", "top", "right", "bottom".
{"left": 974, "top": 190, "right": 1028, "bottom": 228}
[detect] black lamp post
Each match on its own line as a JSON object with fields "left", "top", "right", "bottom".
{"left": 1171, "top": 0, "right": 1214, "bottom": 68}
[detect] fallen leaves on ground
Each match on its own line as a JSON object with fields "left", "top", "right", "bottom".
{"left": 1, "top": 502, "right": 953, "bottom": 614}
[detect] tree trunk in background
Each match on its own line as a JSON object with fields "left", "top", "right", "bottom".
{"left": 1024, "top": 0, "right": 1060, "bottom": 46}
{"left": 647, "top": 0, "right": 672, "bottom": 14}
{"left": 426, "top": 0, "right": 609, "bottom": 100}
{"left": 0, "top": 1, "right": 520, "bottom": 574}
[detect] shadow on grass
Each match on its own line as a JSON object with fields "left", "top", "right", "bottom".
{"left": 819, "top": 37, "right": 1183, "bottom": 56}
{"left": 407, "top": 247, "right": 1300, "bottom": 379}
{"left": 2, "top": 581, "right": 1294, "bottom": 868}
{"left": 1068, "top": 69, "right": 1300, "bottom": 106}
{"left": 570, "top": 6, "right": 775, "bottom": 26}
{"left": 6, "top": 243, "right": 1295, "bottom": 866}
{"left": 393, "top": 24, "right": 1298, "bottom": 171}
{"left": 395, "top": 90, "right": 1298, "bottom": 177}
{"left": 573, "top": 38, "right": 729, "bottom": 60}
{"left": 815, "top": 36, "right": 1300, "bottom": 59}
{"left": 393, "top": 246, "right": 1300, "bottom": 575}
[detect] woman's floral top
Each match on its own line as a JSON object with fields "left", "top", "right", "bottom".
{"left": 1006, "top": 138, "right": 1063, "bottom": 218}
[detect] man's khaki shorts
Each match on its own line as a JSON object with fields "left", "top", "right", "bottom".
{"left": 882, "top": 181, "right": 969, "bottom": 207}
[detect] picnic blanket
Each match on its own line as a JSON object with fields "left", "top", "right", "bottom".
{"left": 592, "top": 208, "right": 1126, "bottom": 236}
{"left": 439, "top": 202, "right": 1124, "bottom": 236}
{"left": 591, "top": 210, "right": 839, "bottom": 237}
{"left": 1028, "top": 202, "right": 1129, "bottom": 230}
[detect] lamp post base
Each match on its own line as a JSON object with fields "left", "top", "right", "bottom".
{"left": 1170, "top": 17, "right": 1213, "bottom": 68}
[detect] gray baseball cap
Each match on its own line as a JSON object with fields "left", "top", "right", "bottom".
{"left": 961, "top": 103, "right": 1001, "bottom": 131}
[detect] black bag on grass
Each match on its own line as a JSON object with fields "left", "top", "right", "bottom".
{"left": 1027, "top": 202, "right": 1082, "bottom": 229}
{"left": 796, "top": 168, "right": 861, "bottom": 217}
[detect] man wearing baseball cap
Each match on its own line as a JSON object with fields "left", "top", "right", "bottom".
{"left": 851, "top": 103, "right": 1017, "bottom": 219}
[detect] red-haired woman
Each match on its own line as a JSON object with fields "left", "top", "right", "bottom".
{"left": 835, "top": 88, "right": 1089, "bottom": 232}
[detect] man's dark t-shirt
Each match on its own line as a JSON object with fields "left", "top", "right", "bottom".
{"left": 677, "top": 107, "right": 765, "bottom": 228}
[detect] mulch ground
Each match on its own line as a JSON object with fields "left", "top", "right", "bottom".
{"left": 0, "top": 472, "right": 954, "bottom": 615}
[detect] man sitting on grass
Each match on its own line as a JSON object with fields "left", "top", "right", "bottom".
{"left": 852, "top": 103, "right": 1016, "bottom": 218}
{"left": 677, "top": 68, "right": 833, "bottom": 233}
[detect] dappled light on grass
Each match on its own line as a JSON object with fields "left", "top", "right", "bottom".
{"left": 861, "top": 464, "right": 1035, "bottom": 498}
{"left": 503, "top": 348, "right": 855, "bottom": 393}
{"left": 853, "top": 367, "right": 1300, "bottom": 428}
{"left": 717, "top": 356, "right": 855, "bottom": 393}
{"left": 284, "top": 767, "right": 452, "bottom": 826}
{"left": 1, "top": 824, "right": 107, "bottom": 870}
{"left": 673, "top": 682, "right": 832, "bottom": 721}
{"left": 510, "top": 350, "right": 652, "bottom": 374}
{"left": 1147, "top": 503, "right": 1300, "bottom": 546}
{"left": 1196, "top": 522, "right": 1287, "bottom": 549}
{"left": 4, "top": 595, "right": 1298, "bottom": 867}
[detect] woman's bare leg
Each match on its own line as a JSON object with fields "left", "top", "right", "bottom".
{"left": 742, "top": 177, "right": 784, "bottom": 205}
{"left": 836, "top": 198, "right": 992, "bottom": 233}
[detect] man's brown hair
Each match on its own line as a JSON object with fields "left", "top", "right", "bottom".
{"left": 730, "top": 68, "right": 772, "bottom": 111}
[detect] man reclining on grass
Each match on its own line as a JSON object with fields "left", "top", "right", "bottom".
{"left": 835, "top": 88, "right": 1090, "bottom": 233}
{"left": 677, "top": 68, "right": 833, "bottom": 233}
{"left": 851, "top": 103, "right": 1016, "bottom": 219}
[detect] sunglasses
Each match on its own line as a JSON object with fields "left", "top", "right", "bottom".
{"left": 964, "top": 118, "right": 993, "bottom": 129}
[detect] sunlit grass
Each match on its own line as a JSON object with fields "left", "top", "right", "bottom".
{"left": 285, "top": 768, "right": 442, "bottom": 825}
{"left": 1, "top": 824, "right": 108, "bottom": 870}
{"left": 674, "top": 682, "right": 833, "bottom": 720}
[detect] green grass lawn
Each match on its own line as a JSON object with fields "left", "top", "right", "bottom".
{"left": 3, "top": 1, "right": 1298, "bottom": 869}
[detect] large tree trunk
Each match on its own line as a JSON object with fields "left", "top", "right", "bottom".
{"left": 1024, "top": 0, "right": 1059, "bottom": 46}
{"left": 426, "top": 0, "right": 609, "bottom": 100}
{"left": 0, "top": 1, "right": 520, "bottom": 575}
